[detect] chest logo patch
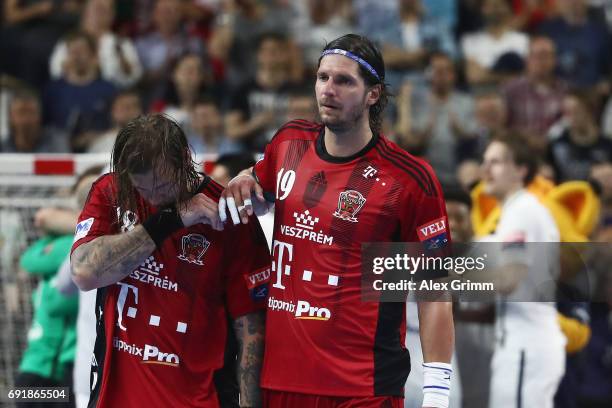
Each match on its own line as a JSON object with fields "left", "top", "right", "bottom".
{"left": 178, "top": 233, "right": 210, "bottom": 265}
{"left": 333, "top": 190, "right": 366, "bottom": 223}
{"left": 303, "top": 171, "right": 327, "bottom": 208}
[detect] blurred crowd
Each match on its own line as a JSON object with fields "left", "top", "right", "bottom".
{"left": 5, "top": 0, "right": 612, "bottom": 234}
{"left": 2, "top": 0, "right": 612, "bottom": 208}
{"left": 2, "top": 0, "right": 612, "bottom": 407}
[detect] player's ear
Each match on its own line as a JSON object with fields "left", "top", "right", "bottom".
{"left": 366, "top": 84, "right": 381, "bottom": 107}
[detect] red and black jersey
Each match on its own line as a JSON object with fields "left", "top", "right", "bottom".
{"left": 254, "top": 120, "right": 450, "bottom": 397}
{"left": 71, "top": 174, "right": 271, "bottom": 408}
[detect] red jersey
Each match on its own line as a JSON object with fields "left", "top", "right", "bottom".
{"left": 254, "top": 120, "right": 450, "bottom": 397}
{"left": 71, "top": 174, "right": 271, "bottom": 408}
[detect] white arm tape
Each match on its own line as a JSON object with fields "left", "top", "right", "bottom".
{"left": 422, "top": 362, "right": 452, "bottom": 408}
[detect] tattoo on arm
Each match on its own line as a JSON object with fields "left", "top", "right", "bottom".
{"left": 71, "top": 225, "right": 155, "bottom": 289}
{"left": 234, "top": 311, "right": 265, "bottom": 407}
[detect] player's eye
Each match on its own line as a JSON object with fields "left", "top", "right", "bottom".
{"left": 317, "top": 73, "right": 329, "bottom": 81}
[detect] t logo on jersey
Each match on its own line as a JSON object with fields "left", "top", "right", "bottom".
{"left": 362, "top": 166, "right": 377, "bottom": 179}
{"left": 333, "top": 190, "right": 366, "bottom": 223}
{"left": 178, "top": 234, "right": 210, "bottom": 265}
{"left": 417, "top": 217, "right": 448, "bottom": 250}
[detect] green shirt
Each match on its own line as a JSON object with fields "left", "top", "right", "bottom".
{"left": 18, "top": 235, "right": 79, "bottom": 381}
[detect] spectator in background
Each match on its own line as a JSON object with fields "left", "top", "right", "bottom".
{"left": 482, "top": 136, "right": 565, "bottom": 408}
{"left": 548, "top": 91, "right": 612, "bottom": 182}
{"left": 503, "top": 35, "right": 567, "bottom": 154}
{"left": 510, "top": 0, "right": 557, "bottom": 32}
{"left": 135, "top": 0, "right": 204, "bottom": 98}
{"left": 473, "top": 91, "right": 509, "bottom": 143}
{"left": 208, "top": 0, "right": 296, "bottom": 88}
{"left": 182, "top": 0, "right": 222, "bottom": 43}
{"left": 575, "top": 263, "right": 612, "bottom": 407}
{"left": 353, "top": 0, "right": 397, "bottom": 42}
{"left": 0, "top": 0, "right": 82, "bottom": 88}
{"left": 456, "top": 0, "right": 485, "bottom": 39}
{"left": 153, "top": 53, "right": 214, "bottom": 128}
{"left": 422, "top": 0, "right": 457, "bottom": 31}
{"left": 285, "top": 87, "right": 318, "bottom": 123}
{"left": 43, "top": 31, "right": 116, "bottom": 152}
{"left": 1, "top": 89, "right": 70, "bottom": 153}
{"left": 290, "top": 0, "right": 354, "bottom": 74}
{"left": 602, "top": 95, "right": 612, "bottom": 139}
{"left": 594, "top": 0, "right": 612, "bottom": 32}
{"left": 539, "top": 0, "right": 612, "bottom": 98}
{"left": 360, "top": 0, "right": 457, "bottom": 91}
{"left": 397, "top": 53, "right": 477, "bottom": 185}
{"left": 590, "top": 162, "right": 612, "bottom": 231}
{"left": 554, "top": 301, "right": 591, "bottom": 408}
{"left": 461, "top": 0, "right": 529, "bottom": 88}
{"left": 116, "top": 0, "right": 156, "bottom": 37}
{"left": 50, "top": 0, "right": 143, "bottom": 89}
{"left": 87, "top": 90, "right": 143, "bottom": 153}
{"left": 187, "top": 95, "right": 240, "bottom": 156}
{"left": 210, "top": 153, "right": 257, "bottom": 187}
{"left": 49, "top": 166, "right": 106, "bottom": 408}
{"left": 455, "top": 91, "right": 509, "bottom": 190}
{"left": 225, "top": 32, "right": 293, "bottom": 152}
{"left": 16, "top": 215, "right": 78, "bottom": 408}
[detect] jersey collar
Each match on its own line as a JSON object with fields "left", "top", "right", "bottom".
{"left": 315, "top": 128, "right": 380, "bottom": 164}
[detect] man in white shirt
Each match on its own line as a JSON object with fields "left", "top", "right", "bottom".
{"left": 481, "top": 136, "right": 565, "bottom": 408}
{"left": 461, "top": 0, "right": 528, "bottom": 88}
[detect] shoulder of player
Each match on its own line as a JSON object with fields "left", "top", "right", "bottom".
{"left": 270, "top": 119, "right": 322, "bottom": 144}
{"left": 86, "top": 172, "right": 117, "bottom": 202}
{"left": 92, "top": 172, "right": 113, "bottom": 187}
{"left": 374, "top": 136, "right": 440, "bottom": 197}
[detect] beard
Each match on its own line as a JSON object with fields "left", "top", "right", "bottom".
{"left": 319, "top": 98, "right": 368, "bottom": 133}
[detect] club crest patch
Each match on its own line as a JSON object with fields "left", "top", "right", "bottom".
{"left": 333, "top": 190, "right": 366, "bottom": 222}
{"left": 178, "top": 233, "right": 210, "bottom": 265}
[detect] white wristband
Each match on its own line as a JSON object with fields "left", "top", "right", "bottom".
{"left": 422, "top": 362, "right": 451, "bottom": 408}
